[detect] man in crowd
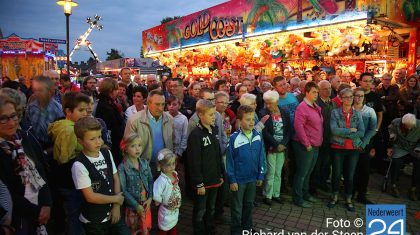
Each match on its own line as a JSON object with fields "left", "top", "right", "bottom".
{"left": 59, "top": 75, "right": 80, "bottom": 93}
{"left": 242, "top": 76, "right": 263, "bottom": 113}
{"left": 124, "top": 89, "right": 174, "bottom": 177}
{"left": 82, "top": 76, "right": 98, "bottom": 101}
{"left": 24, "top": 76, "right": 64, "bottom": 149}
{"left": 311, "top": 80, "right": 336, "bottom": 194}
{"left": 169, "top": 77, "right": 196, "bottom": 119}
{"left": 120, "top": 67, "right": 134, "bottom": 104}
{"left": 146, "top": 74, "right": 158, "bottom": 88}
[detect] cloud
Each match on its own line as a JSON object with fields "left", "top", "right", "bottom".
{"left": 0, "top": 0, "right": 226, "bottom": 62}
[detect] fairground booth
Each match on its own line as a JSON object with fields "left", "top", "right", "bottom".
{"left": 142, "top": 0, "right": 419, "bottom": 81}
{"left": 0, "top": 34, "right": 58, "bottom": 85}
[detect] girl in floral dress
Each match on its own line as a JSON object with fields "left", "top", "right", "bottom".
{"left": 153, "top": 149, "right": 182, "bottom": 235}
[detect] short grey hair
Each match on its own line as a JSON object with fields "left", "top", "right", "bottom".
{"left": 382, "top": 73, "right": 392, "bottom": 80}
{"left": 263, "top": 90, "right": 280, "bottom": 102}
{"left": 239, "top": 93, "right": 256, "bottom": 106}
{"left": 318, "top": 80, "right": 331, "bottom": 88}
{"left": 290, "top": 77, "right": 301, "bottom": 86}
{"left": 402, "top": 113, "right": 416, "bottom": 127}
{"left": 215, "top": 91, "right": 229, "bottom": 100}
{"left": 339, "top": 88, "right": 353, "bottom": 98}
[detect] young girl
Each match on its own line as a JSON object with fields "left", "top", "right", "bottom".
{"left": 118, "top": 134, "right": 153, "bottom": 235}
{"left": 153, "top": 149, "right": 182, "bottom": 235}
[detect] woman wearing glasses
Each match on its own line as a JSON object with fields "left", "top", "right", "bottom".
{"left": 328, "top": 88, "right": 365, "bottom": 212}
{"left": 0, "top": 95, "right": 52, "bottom": 234}
{"left": 352, "top": 88, "right": 377, "bottom": 204}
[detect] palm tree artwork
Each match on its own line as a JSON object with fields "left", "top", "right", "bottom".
{"left": 165, "top": 19, "right": 182, "bottom": 48}
{"left": 246, "top": 0, "right": 289, "bottom": 33}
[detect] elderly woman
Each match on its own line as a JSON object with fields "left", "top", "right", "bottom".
{"left": 399, "top": 74, "right": 419, "bottom": 114}
{"left": 95, "top": 78, "right": 124, "bottom": 165}
{"left": 293, "top": 82, "right": 323, "bottom": 208}
{"left": 215, "top": 91, "right": 236, "bottom": 137}
{"left": 352, "top": 88, "right": 377, "bottom": 204}
{"left": 239, "top": 93, "right": 269, "bottom": 133}
{"left": 328, "top": 88, "right": 365, "bottom": 212}
{"left": 388, "top": 113, "right": 420, "bottom": 200}
{"left": 259, "top": 90, "right": 291, "bottom": 205}
{"left": 0, "top": 95, "right": 52, "bottom": 234}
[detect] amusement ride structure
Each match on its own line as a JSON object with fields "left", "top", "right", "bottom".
{"left": 70, "top": 14, "right": 103, "bottom": 62}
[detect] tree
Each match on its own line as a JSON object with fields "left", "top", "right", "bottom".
{"left": 161, "top": 16, "right": 181, "bottom": 24}
{"left": 106, "top": 49, "right": 124, "bottom": 61}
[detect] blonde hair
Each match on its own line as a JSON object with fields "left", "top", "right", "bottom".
{"left": 196, "top": 99, "right": 215, "bottom": 115}
{"left": 156, "top": 148, "right": 177, "bottom": 171}
{"left": 120, "top": 133, "right": 141, "bottom": 155}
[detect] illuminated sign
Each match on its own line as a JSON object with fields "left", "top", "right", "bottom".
{"left": 183, "top": 12, "right": 243, "bottom": 41}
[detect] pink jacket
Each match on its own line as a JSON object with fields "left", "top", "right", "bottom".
{"left": 294, "top": 99, "right": 324, "bottom": 147}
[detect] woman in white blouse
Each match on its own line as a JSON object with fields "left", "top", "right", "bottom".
{"left": 125, "top": 86, "right": 148, "bottom": 120}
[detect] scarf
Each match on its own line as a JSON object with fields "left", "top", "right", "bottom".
{"left": 0, "top": 133, "right": 46, "bottom": 191}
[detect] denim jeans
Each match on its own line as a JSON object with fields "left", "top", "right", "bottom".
{"left": 263, "top": 152, "right": 285, "bottom": 199}
{"left": 58, "top": 188, "right": 84, "bottom": 235}
{"left": 331, "top": 149, "right": 360, "bottom": 197}
{"left": 231, "top": 182, "right": 256, "bottom": 235}
{"left": 292, "top": 141, "right": 319, "bottom": 205}
{"left": 193, "top": 187, "right": 218, "bottom": 235}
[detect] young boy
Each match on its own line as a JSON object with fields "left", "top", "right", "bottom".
{"left": 48, "top": 91, "right": 91, "bottom": 235}
{"left": 187, "top": 99, "right": 224, "bottom": 235}
{"left": 166, "top": 95, "right": 188, "bottom": 158}
{"left": 71, "top": 117, "right": 127, "bottom": 235}
{"left": 226, "top": 105, "right": 266, "bottom": 235}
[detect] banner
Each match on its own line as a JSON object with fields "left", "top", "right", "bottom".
{"left": 0, "top": 34, "right": 43, "bottom": 53}
{"left": 142, "top": 0, "right": 419, "bottom": 54}
{"left": 44, "top": 42, "right": 58, "bottom": 54}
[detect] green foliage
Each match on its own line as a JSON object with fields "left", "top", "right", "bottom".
{"left": 161, "top": 16, "right": 181, "bottom": 24}
{"left": 106, "top": 48, "right": 124, "bottom": 61}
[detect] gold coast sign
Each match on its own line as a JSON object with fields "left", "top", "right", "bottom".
{"left": 183, "top": 12, "right": 243, "bottom": 41}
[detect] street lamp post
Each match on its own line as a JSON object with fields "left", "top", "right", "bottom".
{"left": 57, "top": 0, "right": 78, "bottom": 76}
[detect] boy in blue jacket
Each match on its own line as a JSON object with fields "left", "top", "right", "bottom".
{"left": 226, "top": 105, "right": 266, "bottom": 235}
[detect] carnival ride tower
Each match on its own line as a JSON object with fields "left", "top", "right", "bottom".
{"left": 70, "top": 14, "right": 103, "bottom": 62}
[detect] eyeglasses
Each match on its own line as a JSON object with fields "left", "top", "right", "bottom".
{"left": 341, "top": 96, "right": 354, "bottom": 99}
{"left": 0, "top": 113, "right": 18, "bottom": 124}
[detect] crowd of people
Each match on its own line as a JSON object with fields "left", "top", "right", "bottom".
{"left": 0, "top": 66, "right": 419, "bottom": 235}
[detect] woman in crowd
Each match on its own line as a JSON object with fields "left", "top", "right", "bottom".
{"left": 125, "top": 86, "right": 148, "bottom": 120}
{"left": 188, "top": 81, "right": 201, "bottom": 101}
{"left": 328, "top": 88, "right": 365, "bottom": 212}
{"left": 388, "top": 113, "right": 420, "bottom": 200}
{"left": 215, "top": 91, "right": 236, "bottom": 137}
{"left": 259, "top": 90, "right": 291, "bottom": 206}
{"left": 399, "top": 74, "right": 419, "bottom": 114}
{"left": 0, "top": 95, "right": 52, "bottom": 234}
{"left": 95, "top": 78, "right": 124, "bottom": 165}
{"left": 352, "top": 88, "right": 377, "bottom": 204}
{"left": 293, "top": 82, "right": 323, "bottom": 208}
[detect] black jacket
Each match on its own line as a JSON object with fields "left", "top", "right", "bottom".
{"left": 259, "top": 107, "right": 292, "bottom": 151}
{"left": 95, "top": 94, "right": 124, "bottom": 165}
{"left": 187, "top": 122, "right": 223, "bottom": 188}
{"left": 0, "top": 129, "right": 52, "bottom": 230}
